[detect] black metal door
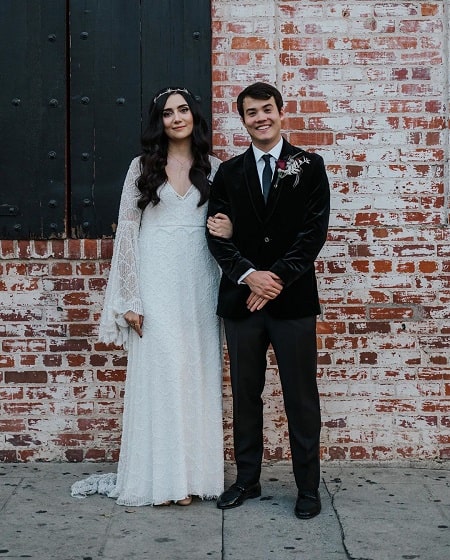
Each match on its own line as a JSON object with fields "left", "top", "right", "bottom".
{"left": 0, "top": 0, "right": 212, "bottom": 240}
{"left": 0, "top": 0, "right": 66, "bottom": 239}
{"left": 69, "top": 1, "right": 142, "bottom": 239}
{"left": 141, "top": 0, "right": 213, "bottom": 125}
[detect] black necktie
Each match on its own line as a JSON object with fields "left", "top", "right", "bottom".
{"left": 262, "top": 154, "right": 272, "bottom": 202}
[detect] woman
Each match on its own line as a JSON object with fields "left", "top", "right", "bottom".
{"left": 72, "top": 87, "right": 231, "bottom": 506}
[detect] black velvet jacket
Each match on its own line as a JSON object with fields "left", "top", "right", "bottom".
{"left": 206, "top": 139, "right": 330, "bottom": 319}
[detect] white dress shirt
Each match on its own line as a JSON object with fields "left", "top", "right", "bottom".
{"left": 252, "top": 138, "right": 284, "bottom": 193}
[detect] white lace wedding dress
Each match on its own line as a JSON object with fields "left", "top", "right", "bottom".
{"left": 71, "top": 156, "right": 224, "bottom": 505}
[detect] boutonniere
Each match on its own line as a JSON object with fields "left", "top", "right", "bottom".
{"left": 274, "top": 152, "right": 310, "bottom": 189}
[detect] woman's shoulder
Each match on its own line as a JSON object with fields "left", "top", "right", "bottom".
{"left": 129, "top": 155, "right": 142, "bottom": 171}
{"left": 209, "top": 154, "right": 222, "bottom": 168}
{"left": 123, "top": 156, "right": 143, "bottom": 182}
{"left": 209, "top": 154, "right": 222, "bottom": 178}
{"left": 209, "top": 154, "right": 222, "bottom": 166}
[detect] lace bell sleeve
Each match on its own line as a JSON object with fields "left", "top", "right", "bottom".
{"left": 98, "top": 157, "right": 143, "bottom": 349}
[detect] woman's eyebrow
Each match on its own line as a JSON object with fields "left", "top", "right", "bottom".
{"left": 164, "top": 103, "right": 189, "bottom": 111}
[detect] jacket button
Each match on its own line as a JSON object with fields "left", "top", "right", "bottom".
{"left": 264, "top": 237, "right": 270, "bottom": 243}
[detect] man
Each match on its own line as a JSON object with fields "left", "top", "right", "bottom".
{"left": 206, "top": 82, "right": 330, "bottom": 519}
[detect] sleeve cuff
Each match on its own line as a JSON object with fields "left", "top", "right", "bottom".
{"left": 238, "top": 268, "right": 255, "bottom": 284}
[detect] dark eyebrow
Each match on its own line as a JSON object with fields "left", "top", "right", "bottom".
{"left": 164, "top": 103, "right": 190, "bottom": 111}
{"left": 245, "top": 102, "right": 274, "bottom": 113}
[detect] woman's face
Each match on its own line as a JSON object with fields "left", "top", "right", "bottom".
{"left": 162, "top": 93, "right": 194, "bottom": 142}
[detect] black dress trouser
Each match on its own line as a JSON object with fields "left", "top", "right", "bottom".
{"left": 224, "top": 311, "right": 321, "bottom": 491}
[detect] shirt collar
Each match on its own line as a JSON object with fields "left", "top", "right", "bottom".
{"left": 252, "top": 137, "right": 284, "bottom": 162}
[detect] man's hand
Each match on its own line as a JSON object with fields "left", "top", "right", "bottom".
{"left": 244, "top": 270, "right": 283, "bottom": 299}
{"left": 244, "top": 271, "right": 284, "bottom": 312}
{"left": 246, "top": 292, "right": 269, "bottom": 312}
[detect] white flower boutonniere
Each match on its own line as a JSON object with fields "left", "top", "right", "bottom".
{"left": 274, "top": 152, "right": 310, "bottom": 189}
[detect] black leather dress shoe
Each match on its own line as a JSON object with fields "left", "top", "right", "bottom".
{"left": 294, "top": 490, "right": 321, "bottom": 519}
{"left": 217, "top": 482, "right": 261, "bottom": 510}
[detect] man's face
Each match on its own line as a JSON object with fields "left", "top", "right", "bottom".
{"left": 241, "top": 96, "right": 283, "bottom": 151}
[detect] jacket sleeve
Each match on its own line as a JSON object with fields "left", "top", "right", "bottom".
{"left": 270, "top": 155, "right": 330, "bottom": 287}
{"left": 206, "top": 164, "right": 255, "bottom": 284}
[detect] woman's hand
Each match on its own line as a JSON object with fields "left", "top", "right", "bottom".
{"left": 207, "top": 213, "right": 233, "bottom": 239}
{"left": 124, "top": 311, "right": 144, "bottom": 338}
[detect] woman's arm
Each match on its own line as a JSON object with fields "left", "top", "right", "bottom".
{"left": 98, "top": 157, "right": 144, "bottom": 348}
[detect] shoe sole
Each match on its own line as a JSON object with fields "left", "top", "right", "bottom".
{"left": 217, "top": 488, "right": 261, "bottom": 510}
{"left": 294, "top": 506, "right": 321, "bottom": 519}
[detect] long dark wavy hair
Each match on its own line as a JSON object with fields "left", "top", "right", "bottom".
{"left": 137, "top": 87, "right": 212, "bottom": 209}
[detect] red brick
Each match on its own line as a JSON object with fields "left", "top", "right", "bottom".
{"left": 43, "top": 354, "right": 63, "bottom": 367}
{"left": 96, "top": 369, "right": 126, "bottom": 382}
{"left": 231, "top": 37, "right": 270, "bottom": 50}
{"left": 65, "top": 449, "right": 84, "bottom": 462}
{"left": 49, "top": 339, "right": 91, "bottom": 352}
{"left": 5, "top": 371, "right": 48, "bottom": 384}
{"left": 0, "top": 420, "right": 26, "bottom": 431}
{"left": 20, "top": 355, "right": 37, "bottom": 366}
{"left": 68, "top": 323, "right": 98, "bottom": 337}
{"left": 51, "top": 263, "right": 73, "bottom": 275}
{"left": 0, "top": 450, "right": 18, "bottom": 462}
{"left": 0, "top": 309, "right": 43, "bottom": 322}
{"left": 5, "top": 262, "right": 27, "bottom": 275}
{"left": 77, "top": 418, "right": 120, "bottom": 431}
{"left": 32, "top": 241, "right": 50, "bottom": 257}
{"left": 290, "top": 132, "right": 334, "bottom": 146}
{"left": 67, "top": 240, "right": 82, "bottom": 259}
{"left": 111, "top": 355, "right": 127, "bottom": 366}
{"left": 328, "top": 446, "right": 347, "bottom": 460}
{"left": 83, "top": 239, "right": 99, "bottom": 259}
{"left": 88, "top": 278, "right": 107, "bottom": 291}
{"left": 49, "top": 240, "right": 65, "bottom": 258}
{"left": 65, "top": 309, "right": 90, "bottom": 322}
{"left": 48, "top": 278, "right": 85, "bottom": 291}
{"left": 0, "top": 355, "right": 15, "bottom": 367}
{"left": 350, "top": 446, "right": 370, "bottom": 460}
{"left": 421, "top": 4, "right": 439, "bottom": 16}
{"left": 17, "top": 450, "right": 36, "bottom": 462}
{"left": 6, "top": 434, "right": 41, "bottom": 447}
{"left": 100, "top": 239, "right": 114, "bottom": 259}
{"left": 349, "top": 322, "right": 391, "bottom": 334}
{"left": 85, "top": 448, "right": 107, "bottom": 461}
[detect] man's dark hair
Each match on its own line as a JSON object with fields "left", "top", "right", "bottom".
{"left": 237, "top": 82, "right": 284, "bottom": 118}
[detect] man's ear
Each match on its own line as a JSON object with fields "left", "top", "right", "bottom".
{"left": 279, "top": 107, "right": 285, "bottom": 122}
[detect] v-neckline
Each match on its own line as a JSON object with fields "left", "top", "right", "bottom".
{"left": 166, "top": 182, "right": 194, "bottom": 200}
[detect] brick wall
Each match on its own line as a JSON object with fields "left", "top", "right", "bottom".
{"left": 0, "top": 240, "right": 121, "bottom": 462}
{"left": 1, "top": 1, "right": 449, "bottom": 462}
{"left": 212, "top": 0, "right": 450, "bottom": 462}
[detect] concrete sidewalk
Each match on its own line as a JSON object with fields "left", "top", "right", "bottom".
{"left": 0, "top": 461, "right": 448, "bottom": 559}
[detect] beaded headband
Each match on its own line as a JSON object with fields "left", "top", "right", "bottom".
{"left": 153, "top": 87, "right": 191, "bottom": 104}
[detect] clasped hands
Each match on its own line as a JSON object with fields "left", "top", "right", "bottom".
{"left": 244, "top": 270, "right": 284, "bottom": 312}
